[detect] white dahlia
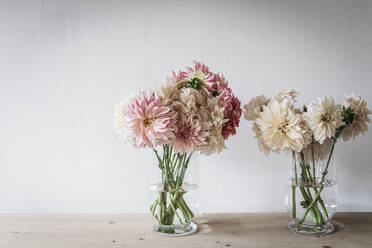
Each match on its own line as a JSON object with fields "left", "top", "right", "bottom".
{"left": 256, "top": 99, "right": 309, "bottom": 152}
{"left": 342, "top": 95, "right": 372, "bottom": 141}
{"left": 200, "top": 127, "right": 226, "bottom": 155}
{"left": 113, "top": 96, "right": 136, "bottom": 145}
{"left": 306, "top": 97, "right": 343, "bottom": 144}
{"left": 207, "top": 97, "right": 227, "bottom": 128}
{"left": 155, "top": 81, "right": 178, "bottom": 103}
{"left": 200, "top": 98, "right": 228, "bottom": 155}
{"left": 179, "top": 87, "right": 206, "bottom": 115}
{"left": 252, "top": 123, "right": 275, "bottom": 155}
{"left": 275, "top": 89, "right": 299, "bottom": 103}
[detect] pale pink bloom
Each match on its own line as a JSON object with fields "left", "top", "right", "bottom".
{"left": 214, "top": 74, "right": 242, "bottom": 139}
{"left": 125, "top": 91, "right": 176, "bottom": 148}
{"left": 275, "top": 89, "right": 299, "bottom": 103}
{"left": 342, "top": 95, "right": 372, "bottom": 141}
{"left": 180, "top": 61, "right": 215, "bottom": 96}
{"left": 166, "top": 70, "right": 184, "bottom": 85}
{"left": 155, "top": 70, "right": 185, "bottom": 103}
{"left": 170, "top": 111, "right": 210, "bottom": 153}
{"left": 243, "top": 95, "right": 270, "bottom": 121}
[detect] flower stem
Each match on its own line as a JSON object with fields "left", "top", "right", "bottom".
{"left": 298, "top": 139, "right": 336, "bottom": 225}
{"left": 291, "top": 152, "right": 297, "bottom": 219}
{"left": 151, "top": 146, "right": 195, "bottom": 226}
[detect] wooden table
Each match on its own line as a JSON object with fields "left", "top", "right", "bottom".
{"left": 0, "top": 213, "right": 371, "bottom": 248}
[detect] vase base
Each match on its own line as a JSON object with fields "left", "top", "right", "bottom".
{"left": 153, "top": 221, "right": 197, "bottom": 237}
{"left": 288, "top": 220, "right": 334, "bottom": 236}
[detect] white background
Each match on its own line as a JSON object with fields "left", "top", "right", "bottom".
{"left": 0, "top": 0, "right": 371, "bottom": 213}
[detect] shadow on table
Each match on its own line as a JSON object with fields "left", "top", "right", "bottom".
{"left": 196, "top": 214, "right": 289, "bottom": 236}
{"left": 195, "top": 214, "right": 360, "bottom": 236}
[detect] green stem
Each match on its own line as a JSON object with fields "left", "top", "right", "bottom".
{"left": 298, "top": 154, "right": 320, "bottom": 224}
{"left": 302, "top": 152, "right": 326, "bottom": 224}
{"left": 299, "top": 139, "right": 336, "bottom": 225}
{"left": 310, "top": 143, "right": 329, "bottom": 221}
{"left": 291, "top": 186, "right": 296, "bottom": 219}
{"left": 291, "top": 152, "right": 297, "bottom": 219}
{"left": 151, "top": 147, "right": 195, "bottom": 226}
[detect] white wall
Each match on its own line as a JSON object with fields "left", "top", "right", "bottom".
{"left": 0, "top": 0, "right": 371, "bottom": 213}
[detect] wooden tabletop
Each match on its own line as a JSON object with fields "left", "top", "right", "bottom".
{"left": 0, "top": 213, "right": 371, "bottom": 248}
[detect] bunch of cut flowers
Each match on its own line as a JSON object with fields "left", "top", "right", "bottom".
{"left": 244, "top": 90, "right": 371, "bottom": 226}
{"left": 114, "top": 62, "right": 242, "bottom": 226}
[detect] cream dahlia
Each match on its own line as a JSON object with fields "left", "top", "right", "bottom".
{"left": 252, "top": 122, "right": 276, "bottom": 155}
{"left": 201, "top": 127, "right": 226, "bottom": 155}
{"left": 243, "top": 95, "right": 270, "bottom": 121}
{"left": 306, "top": 97, "right": 343, "bottom": 144}
{"left": 113, "top": 96, "right": 136, "bottom": 145}
{"left": 275, "top": 89, "right": 299, "bottom": 103}
{"left": 207, "top": 97, "right": 227, "bottom": 128}
{"left": 341, "top": 95, "right": 372, "bottom": 141}
{"left": 256, "top": 99, "right": 309, "bottom": 152}
{"left": 179, "top": 87, "right": 206, "bottom": 115}
{"left": 155, "top": 71, "right": 184, "bottom": 104}
{"left": 125, "top": 91, "right": 176, "bottom": 148}
{"left": 200, "top": 98, "right": 227, "bottom": 155}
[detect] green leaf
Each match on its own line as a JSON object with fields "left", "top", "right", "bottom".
{"left": 187, "top": 77, "right": 202, "bottom": 89}
{"left": 303, "top": 105, "right": 308, "bottom": 112}
{"left": 341, "top": 106, "right": 355, "bottom": 125}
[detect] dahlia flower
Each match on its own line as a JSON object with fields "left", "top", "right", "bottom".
{"left": 275, "top": 89, "right": 299, "bottom": 103}
{"left": 200, "top": 98, "right": 227, "bottom": 155}
{"left": 341, "top": 95, "right": 372, "bottom": 141}
{"left": 113, "top": 96, "right": 136, "bottom": 145}
{"left": 125, "top": 91, "right": 176, "bottom": 148}
{"left": 201, "top": 127, "right": 226, "bottom": 155}
{"left": 243, "top": 95, "right": 270, "bottom": 121}
{"left": 207, "top": 97, "right": 227, "bottom": 129}
{"left": 214, "top": 74, "right": 242, "bottom": 139}
{"left": 179, "top": 87, "right": 206, "bottom": 116}
{"left": 306, "top": 97, "right": 343, "bottom": 144}
{"left": 155, "top": 71, "right": 184, "bottom": 104}
{"left": 251, "top": 122, "right": 276, "bottom": 155}
{"left": 180, "top": 61, "right": 215, "bottom": 96}
{"left": 170, "top": 111, "right": 210, "bottom": 153}
{"left": 256, "top": 99, "right": 309, "bottom": 152}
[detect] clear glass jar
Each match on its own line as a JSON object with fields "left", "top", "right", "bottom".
{"left": 149, "top": 145, "right": 199, "bottom": 236}
{"left": 286, "top": 146, "right": 337, "bottom": 235}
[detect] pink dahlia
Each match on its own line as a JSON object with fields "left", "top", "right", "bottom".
{"left": 180, "top": 61, "right": 215, "bottom": 96}
{"left": 170, "top": 111, "right": 210, "bottom": 153}
{"left": 125, "top": 91, "right": 176, "bottom": 148}
{"left": 166, "top": 70, "right": 184, "bottom": 85}
{"left": 214, "top": 74, "right": 242, "bottom": 139}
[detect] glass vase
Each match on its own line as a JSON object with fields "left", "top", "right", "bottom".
{"left": 286, "top": 147, "right": 337, "bottom": 235}
{"left": 149, "top": 144, "right": 199, "bottom": 236}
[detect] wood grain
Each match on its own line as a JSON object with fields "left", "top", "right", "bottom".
{"left": 0, "top": 213, "right": 371, "bottom": 248}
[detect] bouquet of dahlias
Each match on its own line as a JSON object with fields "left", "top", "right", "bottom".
{"left": 114, "top": 62, "right": 242, "bottom": 234}
{"left": 244, "top": 90, "right": 371, "bottom": 235}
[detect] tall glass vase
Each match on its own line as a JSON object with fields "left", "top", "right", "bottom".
{"left": 149, "top": 144, "right": 199, "bottom": 236}
{"left": 286, "top": 145, "right": 338, "bottom": 235}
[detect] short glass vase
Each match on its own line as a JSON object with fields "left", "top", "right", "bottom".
{"left": 286, "top": 150, "right": 337, "bottom": 235}
{"left": 149, "top": 145, "right": 199, "bottom": 236}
